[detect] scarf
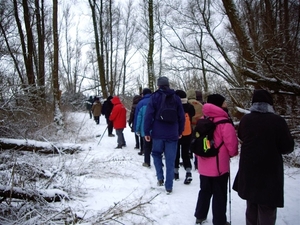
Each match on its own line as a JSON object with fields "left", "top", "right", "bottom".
{"left": 250, "top": 102, "right": 275, "bottom": 114}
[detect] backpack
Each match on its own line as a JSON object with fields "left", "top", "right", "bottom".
{"left": 190, "top": 117, "right": 231, "bottom": 157}
{"left": 182, "top": 113, "right": 192, "bottom": 136}
{"left": 155, "top": 93, "right": 178, "bottom": 123}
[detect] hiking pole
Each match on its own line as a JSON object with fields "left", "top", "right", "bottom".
{"left": 228, "top": 169, "right": 232, "bottom": 225}
{"left": 97, "top": 126, "right": 108, "bottom": 145}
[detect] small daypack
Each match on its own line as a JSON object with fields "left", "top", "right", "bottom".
{"left": 190, "top": 117, "right": 231, "bottom": 157}
{"left": 182, "top": 113, "right": 192, "bottom": 136}
{"left": 155, "top": 93, "right": 178, "bottom": 123}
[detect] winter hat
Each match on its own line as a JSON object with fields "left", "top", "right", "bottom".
{"left": 175, "top": 90, "right": 187, "bottom": 99}
{"left": 252, "top": 89, "right": 273, "bottom": 105}
{"left": 207, "top": 94, "right": 226, "bottom": 108}
{"left": 157, "top": 76, "right": 169, "bottom": 87}
{"left": 142, "top": 88, "right": 152, "bottom": 95}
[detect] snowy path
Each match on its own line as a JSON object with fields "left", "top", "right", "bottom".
{"left": 63, "top": 112, "right": 299, "bottom": 225}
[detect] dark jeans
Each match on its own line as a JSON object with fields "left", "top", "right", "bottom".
{"left": 246, "top": 201, "right": 277, "bottom": 225}
{"left": 115, "top": 129, "right": 126, "bottom": 146}
{"left": 143, "top": 137, "right": 152, "bottom": 165}
{"left": 175, "top": 135, "right": 192, "bottom": 170}
{"left": 194, "top": 173, "right": 229, "bottom": 225}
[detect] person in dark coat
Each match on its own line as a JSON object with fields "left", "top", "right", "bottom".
{"left": 101, "top": 96, "right": 115, "bottom": 137}
{"left": 144, "top": 76, "right": 185, "bottom": 193}
{"left": 86, "top": 96, "right": 94, "bottom": 119}
{"left": 174, "top": 90, "right": 195, "bottom": 184}
{"left": 128, "top": 95, "right": 143, "bottom": 151}
{"left": 233, "top": 89, "right": 294, "bottom": 225}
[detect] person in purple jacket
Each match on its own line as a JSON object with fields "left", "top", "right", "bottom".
{"left": 194, "top": 94, "right": 238, "bottom": 225}
{"left": 144, "top": 76, "right": 185, "bottom": 194}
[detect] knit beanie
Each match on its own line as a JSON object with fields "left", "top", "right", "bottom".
{"left": 142, "top": 88, "right": 152, "bottom": 95}
{"left": 175, "top": 90, "right": 187, "bottom": 98}
{"left": 207, "top": 94, "right": 225, "bottom": 108}
{"left": 157, "top": 76, "right": 169, "bottom": 86}
{"left": 252, "top": 89, "right": 273, "bottom": 105}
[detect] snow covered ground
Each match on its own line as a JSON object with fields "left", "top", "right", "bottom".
{"left": 2, "top": 111, "right": 298, "bottom": 225}
{"left": 55, "top": 111, "right": 299, "bottom": 225}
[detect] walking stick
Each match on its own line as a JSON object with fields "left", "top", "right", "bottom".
{"left": 228, "top": 169, "right": 232, "bottom": 225}
{"left": 97, "top": 126, "right": 108, "bottom": 145}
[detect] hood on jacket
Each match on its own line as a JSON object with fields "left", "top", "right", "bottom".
{"left": 186, "top": 89, "right": 196, "bottom": 100}
{"left": 111, "top": 96, "right": 122, "bottom": 105}
{"left": 107, "top": 96, "right": 113, "bottom": 101}
{"left": 202, "top": 103, "right": 228, "bottom": 119}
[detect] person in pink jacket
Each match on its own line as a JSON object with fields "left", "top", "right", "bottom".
{"left": 194, "top": 94, "right": 238, "bottom": 225}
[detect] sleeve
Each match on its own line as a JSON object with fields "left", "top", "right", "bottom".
{"left": 277, "top": 117, "right": 294, "bottom": 154}
{"left": 222, "top": 123, "right": 239, "bottom": 157}
{"left": 144, "top": 97, "right": 155, "bottom": 136}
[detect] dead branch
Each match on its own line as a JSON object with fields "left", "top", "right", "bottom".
{"left": 0, "top": 185, "right": 69, "bottom": 202}
{"left": 0, "top": 138, "right": 83, "bottom": 154}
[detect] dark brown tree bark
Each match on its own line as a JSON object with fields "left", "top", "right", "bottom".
{"left": 147, "top": 0, "right": 155, "bottom": 90}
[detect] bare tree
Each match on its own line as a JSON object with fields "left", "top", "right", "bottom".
{"left": 52, "top": 0, "right": 63, "bottom": 128}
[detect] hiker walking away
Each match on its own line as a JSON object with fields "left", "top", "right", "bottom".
{"left": 109, "top": 96, "right": 127, "bottom": 149}
{"left": 134, "top": 88, "right": 152, "bottom": 167}
{"left": 174, "top": 90, "right": 195, "bottom": 184}
{"left": 91, "top": 97, "right": 102, "bottom": 125}
{"left": 128, "top": 94, "right": 143, "bottom": 152}
{"left": 86, "top": 96, "right": 94, "bottom": 119}
{"left": 144, "top": 76, "right": 185, "bottom": 194}
{"left": 101, "top": 96, "right": 115, "bottom": 137}
{"left": 233, "top": 89, "right": 294, "bottom": 225}
{"left": 194, "top": 94, "right": 238, "bottom": 225}
{"left": 187, "top": 89, "right": 204, "bottom": 168}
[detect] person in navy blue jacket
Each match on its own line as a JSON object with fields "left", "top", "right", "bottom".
{"left": 134, "top": 88, "right": 152, "bottom": 167}
{"left": 144, "top": 76, "right": 185, "bottom": 193}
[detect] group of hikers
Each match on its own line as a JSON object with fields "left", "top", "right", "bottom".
{"left": 86, "top": 76, "right": 294, "bottom": 225}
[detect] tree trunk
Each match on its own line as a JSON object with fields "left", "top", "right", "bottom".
{"left": 147, "top": 0, "right": 155, "bottom": 90}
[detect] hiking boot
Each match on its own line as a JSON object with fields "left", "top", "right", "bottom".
{"left": 225, "top": 222, "right": 231, "bottom": 225}
{"left": 108, "top": 134, "right": 115, "bottom": 137}
{"left": 138, "top": 151, "right": 144, "bottom": 155}
{"left": 122, "top": 144, "right": 126, "bottom": 147}
{"left": 134, "top": 146, "right": 139, "bottom": 149}
{"left": 166, "top": 189, "right": 172, "bottom": 194}
{"left": 195, "top": 218, "right": 207, "bottom": 224}
{"left": 184, "top": 172, "right": 192, "bottom": 184}
{"left": 157, "top": 180, "right": 164, "bottom": 186}
{"left": 142, "top": 162, "right": 150, "bottom": 168}
{"left": 174, "top": 173, "right": 179, "bottom": 180}
{"left": 115, "top": 145, "right": 122, "bottom": 149}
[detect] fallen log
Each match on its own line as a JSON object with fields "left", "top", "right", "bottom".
{"left": 0, "top": 185, "right": 69, "bottom": 202}
{"left": 0, "top": 138, "right": 83, "bottom": 154}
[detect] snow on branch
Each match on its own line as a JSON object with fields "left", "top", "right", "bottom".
{"left": 241, "top": 67, "right": 300, "bottom": 95}
{"left": 0, "top": 185, "right": 69, "bottom": 202}
{"left": 0, "top": 138, "right": 84, "bottom": 154}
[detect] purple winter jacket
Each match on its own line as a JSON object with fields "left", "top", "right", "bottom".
{"left": 196, "top": 103, "right": 238, "bottom": 177}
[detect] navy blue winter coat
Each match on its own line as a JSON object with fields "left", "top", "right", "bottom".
{"left": 144, "top": 88, "right": 185, "bottom": 140}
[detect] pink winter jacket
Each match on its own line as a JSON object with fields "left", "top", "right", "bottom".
{"left": 196, "top": 103, "right": 238, "bottom": 177}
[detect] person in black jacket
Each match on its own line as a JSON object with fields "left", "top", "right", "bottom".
{"left": 233, "top": 89, "right": 294, "bottom": 225}
{"left": 101, "top": 96, "right": 115, "bottom": 137}
{"left": 174, "top": 90, "right": 195, "bottom": 184}
{"left": 128, "top": 95, "right": 143, "bottom": 152}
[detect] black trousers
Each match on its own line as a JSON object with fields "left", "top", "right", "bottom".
{"left": 175, "top": 135, "right": 192, "bottom": 170}
{"left": 194, "top": 173, "right": 229, "bottom": 225}
{"left": 246, "top": 201, "right": 277, "bottom": 225}
{"left": 106, "top": 118, "right": 113, "bottom": 135}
